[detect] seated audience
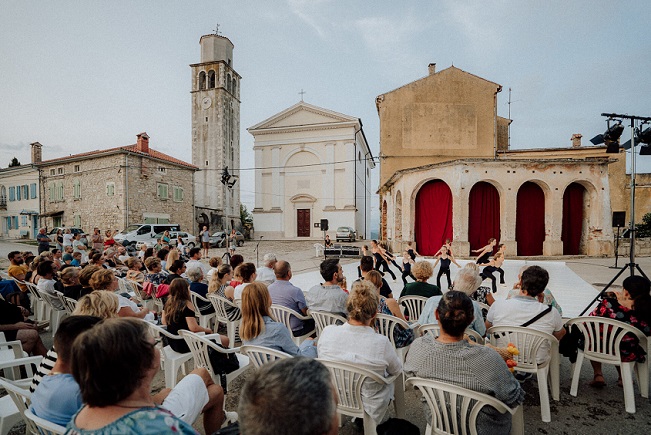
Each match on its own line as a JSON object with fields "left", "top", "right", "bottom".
{"left": 157, "top": 248, "right": 170, "bottom": 271}
{"left": 67, "top": 318, "right": 199, "bottom": 433}
{"left": 231, "top": 262, "right": 257, "bottom": 302}
{"left": 124, "top": 257, "right": 145, "bottom": 284}
{"left": 187, "top": 267, "right": 215, "bottom": 315}
{"left": 206, "top": 256, "right": 222, "bottom": 280}
{"left": 305, "top": 258, "right": 349, "bottom": 317}
{"left": 318, "top": 281, "right": 402, "bottom": 423}
{"left": 358, "top": 255, "right": 392, "bottom": 298}
{"left": 241, "top": 282, "right": 317, "bottom": 357}
{"left": 267, "top": 260, "right": 315, "bottom": 337}
{"left": 401, "top": 261, "right": 441, "bottom": 298}
{"left": 404, "top": 291, "right": 525, "bottom": 434}
{"left": 589, "top": 275, "right": 651, "bottom": 387}
{"left": 36, "top": 260, "right": 65, "bottom": 310}
{"left": 90, "top": 269, "right": 151, "bottom": 319}
{"left": 78, "top": 265, "right": 101, "bottom": 299}
{"left": 256, "top": 253, "right": 277, "bottom": 285}
{"left": 0, "top": 298, "right": 47, "bottom": 357}
{"left": 166, "top": 249, "right": 181, "bottom": 272}
{"left": 364, "top": 274, "right": 414, "bottom": 348}
{"left": 71, "top": 252, "right": 82, "bottom": 267}
{"left": 452, "top": 263, "right": 494, "bottom": 306}
{"left": 30, "top": 316, "right": 102, "bottom": 426}
{"left": 186, "top": 247, "right": 210, "bottom": 276}
{"left": 238, "top": 357, "right": 337, "bottom": 435}
{"left": 417, "top": 267, "right": 487, "bottom": 336}
{"left": 144, "top": 257, "right": 167, "bottom": 285}
{"left": 57, "top": 267, "right": 84, "bottom": 300}
{"left": 486, "top": 265, "right": 565, "bottom": 364}
{"left": 208, "top": 264, "right": 241, "bottom": 321}
{"left": 506, "top": 265, "right": 562, "bottom": 316}
{"left": 165, "top": 259, "right": 187, "bottom": 284}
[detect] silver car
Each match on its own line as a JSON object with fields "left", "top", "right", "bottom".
{"left": 335, "top": 226, "right": 356, "bottom": 242}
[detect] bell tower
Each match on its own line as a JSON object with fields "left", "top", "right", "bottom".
{"left": 191, "top": 32, "right": 241, "bottom": 232}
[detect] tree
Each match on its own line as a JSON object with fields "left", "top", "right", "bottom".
{"left": 240, "top": 204, "right": 253, "bottom": 226}
{"left": 636, "top": 212, "right": 651, "bottom": 238}
{"left": 8, "top": 157, "right": 20, "bottom": 167}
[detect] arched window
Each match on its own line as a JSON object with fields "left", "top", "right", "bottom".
{"left": 0, "top": 186, "right": 6, "bottom": 205}
{"left": 232, "top": 78, "right": 237, "bottom": 96}
{"left": 199, "top": 71, "right": 206, "bottom": 90}
{"left": 227, "top": 74, "right": 232, "bottom": 92}
{"left": 208, "top": 70, "right": 216, "bottom": 89}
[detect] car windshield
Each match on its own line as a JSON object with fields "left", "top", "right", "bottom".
{"left": 337, "top": 227, "right": 349, "bottom": 232}
{"left": 211, "top": 232, "right": 225, "bottom": 237}
{"left": 121, "top": 224, "right": 141, "bottom": 234}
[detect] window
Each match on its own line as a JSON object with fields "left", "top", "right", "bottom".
{"left": 21, "top": 216, "right": 27, "bottom": 227}
{"left": 9, "top": 186, "right": 15, "bottom": 201}
{"left": 57, "top": 167, "right": 64, "bottom": 175}
{"left": 12, "top": 216, "right": 18, "bottom": 229}
{"left": 0, "top": 186, "right": 6, "bottom": 205}
{"left": 50, "top": 169, "right": 56, "bottom": 176}
{"left": 157, "top": 183, "right": 168, "bottom": 200}
{"left": 15, "top": 186, "right": 21, "bottom": 201}
{"left": 30, "top": 183, "right": 36, "bottom": 199}
{"left": 5, "top": 217, "right": 11, "bottom": 230}
{"left": 74, "top": 165, "right": 80, "bottom": 172}
{"left": 106, "top": 182, "right": 115, "bottom": 196}
{"left": 56, "top": 181, "right": 64, "bottom": 201}
{"left": 199, "top": 71, "right": 206, "bottom": 90}
{"left": 173, "top": 186, "right": 184, "bottom": 202}
{"left": 48, "top": 183, "right": 55, "bottom": 202}
{"left": 157, "top": 167, "right": 167, "bottom": 174}
{"left": 53, "top": 216, "right": 62, "bottom": 227}
{"left": 22, "top": 185, "right": 28, "bottom": 200}
{"left": 73, "top": 215, "right": 81, "bottom": 227}
{"left": 208, "top": 70, "right": 216, "bottom": 88}
{"left": 73, "top": 179, "right": 81, "bottom": 199}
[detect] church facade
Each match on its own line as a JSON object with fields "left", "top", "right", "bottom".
{"left": 377, "top": 64, "right": 624, "bottom": 257}
{"left": 191, "top": 33, "right": 241, "bottom": 234}
{"left": 249, "top": 102, "right": 374, "bottom": 239}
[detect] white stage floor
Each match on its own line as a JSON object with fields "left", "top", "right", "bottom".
{"left": 291, "top": 259, "right": 600, "bottom": 319}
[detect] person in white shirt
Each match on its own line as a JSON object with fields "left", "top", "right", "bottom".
{"left": 36, "top": 260, "right": 65, "bottom": 310}
{"left": 185, "top": 247, "right": 210, "bottom": 277}
{"left": 486, "top": 265, "right": 565, "bottom": 364}
{"left": 305, "top": 258, "right": 348, "bottom": 317}
{"left": 62, "top": 229, "right": 73, "bottom": 248}
{"left": 318, "top": 280, "right": 402, "bottom": 423}
{"left": 232, "top": 262, "right": 257, "bottom": 302}
{"left": 256, "top": 253, "right": 277, "bottom": 285}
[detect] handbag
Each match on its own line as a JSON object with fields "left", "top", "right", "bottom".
{"left": 558, "top": 324, "right": 583, "bottom": 363}
{"left": 208, "top": 342, "right": 240, "bottom": 393}
{"left": 155, "top": 284, "right": 170, "bottom": 298}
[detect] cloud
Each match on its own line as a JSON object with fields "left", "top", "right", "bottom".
{"left": 287, "top": 0, "right": 333, "bottom": 39}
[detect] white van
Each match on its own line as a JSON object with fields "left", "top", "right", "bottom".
{"left": 114, "top": 223, "right": 181, "bottom": 246}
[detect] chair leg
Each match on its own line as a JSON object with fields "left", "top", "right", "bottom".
{"left": 362, "top": 413, "right": 377, "bottom": 435}
{"left": 569, "top": 352, "right": 584, "bottom": 397}
{"left": 621, "top": 363, "right": 636, "bottom": 414}
{"left": 227, "top": 323, "right": 235, "bottom": 348}
{"left": 165, "top": 361, "right": 177, "bottom": 388}
{"left": 636, "top": 360, "right": 649, "bottom": 398}
{"left": 425, "top": 423, "right": 433, "bottom": 435}
{"left": 550, "top": 350, "right": 560, "bottom": 401}
{"left": 537, "top": 367, "right": 551, "bottom": 422}
{"left": 510, "top": 406, "right": 524, "bottom": 435}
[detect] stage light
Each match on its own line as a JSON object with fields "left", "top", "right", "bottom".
{"left": 590, "top": 119, "right": 624, "bottom": 153}
{"left": 620, "top": 124, "right": 651, "bottom": 151}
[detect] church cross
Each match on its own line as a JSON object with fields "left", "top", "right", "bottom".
{"left": 213, "top": 24, "right": 220, "bottom": 35}
{"left": 299, "top": 89, "right": 306, "bottom": 101}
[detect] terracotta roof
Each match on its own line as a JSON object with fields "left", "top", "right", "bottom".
{"left": 38, "top": 144, "right": 197, "bottom": 169}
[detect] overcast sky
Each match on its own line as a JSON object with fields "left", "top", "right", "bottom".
{"left": 1, "top": 1, "right": 650, "bottom": 227}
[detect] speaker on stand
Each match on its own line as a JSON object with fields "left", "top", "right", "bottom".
{"left": 611, "top": 211, "right": 626, "bottom": 268}
{"left": 321, "top": 219, "right": 329, "bottom": 260}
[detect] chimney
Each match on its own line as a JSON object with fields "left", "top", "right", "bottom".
{"left": 428, "top": 63, "right": 436, "bottom": 75}
{"left": 30, "top": 142, "right": 42, "bottom": 164}
{"left": 571, "top": 133, "right": 583, "bottom": 148}
{"left": 136, "top": 132, "right": 150, "bottom": 153}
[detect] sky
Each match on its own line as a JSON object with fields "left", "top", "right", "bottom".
{"left": 1, "top": 1, "right": 650, "bottom": 230}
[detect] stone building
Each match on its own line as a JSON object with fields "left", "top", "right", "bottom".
{"left": 191, "top": 33, "right": 241, "bottom": 233}
{"left": 248, "top": 101, "right": 375, "bottom": 239}
{"left": 376, "top": 64, "right": 643, "bottom": 257}
{"left": 0, "top": 145, "right": 40, "bottom": 238}
{"left": 36, "top": 133, "right": 197, "bottom": 233}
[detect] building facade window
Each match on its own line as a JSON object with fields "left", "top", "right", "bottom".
{"left": 9, "top": 186, "right": 15, "bottom": 201}
{"left": 73, "top": 179, "right": 81, "bottom": 199}
{"left": 30, "top": 183, "right": 37, "bottom": 199}
{"left": 55, "top": 181, "right": 64, "bottom": 201}
{"left": 157, "top": 183, "right": 169, "bottom": 200}
{"left": 57, "top": 167, "right": 64, "bottom": 175}
{"left": 106, "top": 182, "right": 115, "bottom": 196}
{"left": 50, "top": 169, "right": 56, "bottom": 176}
{"left": 22, "top": 185, "right": 28, "bottom": 200}
{"left": 157, "top": 167, "right": 167, "bottom": 174}
{"left": 173, "top": 186, "right": 184, "bottom": 202}
{"left": 74, "top": 165, "right": 80, "bottom": 172}
{"left": 74, "top": 215, "right": 81, "bottom": 227}
{"left": 0, "top": 186, "right": 6, "bottom": 205}
{"left": 15, "top": 186, "right": 21, "bottom": 201}
{"left": 21, "top": 216, "right": 27, "bottom": 227}
{"left": 12, "top": 216, "right": 18, "bottom": 229}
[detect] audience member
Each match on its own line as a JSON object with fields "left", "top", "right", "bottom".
{"left": 78, "top": 265, "right": 101, "bottom": 299}
{"left": 405, "top": 291, "right": 524, "bottom": 434}
{"left": 231, "top": 263, "right": 256, "bottom": 302}
{"left": 267, "top": 260, "right": 315, "bottom": 337}
{"left": 186, "top": 247, "right": 210, "bottom": 276}
{"left": 358, "top": 255, "right": 392, "bottom": 298}
{"left": 506, "top": 265, "right": 562, "bottom": 316}
{"left": 305, "top": 258, "right": 348, "bottom": 317}
{"left": 125, "top": 257, "right": 146, "bottom": 284}
{"left": 238, "top": 357, "right": 337, "bottom": 435}
{"left": 206, "top": 256, "right": 222, "bottom": 280}
{"left": 90, "top": 269, "right": 151, "bottom": 320}
{"left": 0, "top": 298, "right": 47, "bottom": 357}
{"left": 208, "top": 264, "right": 241, "bottom": 321}
{"left": 144, "top": 257, "right": 167, "bottom": 285}
{"left": 166, "top": 259, "right": 187, "bottom": 284}
{"left": 36, "top": 260, "right": 65, "bottom": 310}
{"left": 187, "top": 267, "right": 215, "bottom": 315}
{"left": 256, "top": 253, "right": 277, "bottom": 285}
{"left": 37, "top": 227, "right": 51, "bottom": 254}
{"left": 318, "top": 280, "right": 402, "bottom": 423}
{"left": 57, "top": 267, "right": 84, "bottom": 300}
{"left": 364, "top": 274, "right": 414, "bottom": 348}
{"left": 401, "top": 261, "right": 441, "bottom": 298}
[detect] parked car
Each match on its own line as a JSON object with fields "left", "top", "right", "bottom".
{"left": 48, "top": 227, "right": 84, "bottom": 236}
{"left": 136, "top": 231, "right": 196, "bottom": 250}
{"left": 113, "top": 223, "right": 181, "bottom": 246}
{"left": 208, "top": 231, "right": 245, "bottom": 248}
{"left": 335, "top": 226, "right": 357, "bottom": 242}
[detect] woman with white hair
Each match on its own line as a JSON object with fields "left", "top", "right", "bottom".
{"left": 416, "top": 267, "right": 487, "bottom": 336}
{"left": 187, "top": 267, "right": 215, "bottom": 315}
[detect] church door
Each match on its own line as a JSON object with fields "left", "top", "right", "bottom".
{"left": 562, "top": 183, "right": 586, "bottom": 255}
{"left": 415, "top": 180, "right": 453, "bottom": 256}
{"left": 516, "top": 182, "right": 545, "bottom": 256}
{"left": 297, "top": 209, "right": 310, "bottom": 237}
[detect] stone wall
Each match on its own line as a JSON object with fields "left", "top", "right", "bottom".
{"left": 617, "top": 238, "right": 651, "bottom": 257}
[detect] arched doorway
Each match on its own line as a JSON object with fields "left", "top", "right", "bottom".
{"left": 516, "top": 182, "right": 545, "bottom": 256}
{"left": 415, "top": 180, "right": 453, "bottom": 255}
{"left": 395, "top": 191, "right": 402, "bottom": 241}
{"left": 468, "top": 182, "right": 501, "bottom": 255}
{"left": 562, "top": 182, "right": 586, "bottom": 255}
{"left": 381, "top": 200, "right": 387, "bottom": 240}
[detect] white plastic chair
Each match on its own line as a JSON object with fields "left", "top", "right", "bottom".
{"left": 308, "top": 310, "right": 346, "bottom": 337}
{"left": 208, "top": 294, "right": 242, "bottom": 348}
{"left": 23, "top": 409, "right": 65, "bottom": 435}
{"left": 0, "top": 336, "right": 30, "bottom": 381}
{"left": 317, "top": 358, "right": 404, "bottom": 435}
{"left": 269, "top": 304, "right": 315, "bottom": 345}
{"left": 567, "top": 316, "right": 649, "bottom": 414}
{"left": 375, "top": 313, "right": 412, "bottom": 362}
{"left": 142, "top": 321, "right": 192, "bottom": 388}
{"left": 53, "top": 291, "right": 77, "bottom": 315}
{"left": 398, "top": 295, "right": 429, "bottom": 321}
{"left": 314, "top": 243, "right": 324, "bottom": 257}
{"left": 131, "top": 282, "right": 155, "bottom": 311}
{"left": 240, "top": 345, "right": 291, "bottom": 369}
{"left": 406, "top": 377, "right": 524, "bottom": 435}
{"left": 487, "top": 326, "right": 558, "bottom": 422}
{"left": 179, "top": 330, "right": 250, "bottom": 389}
{"left": 149, "top": 285, "right": 165, "bottom": 312}
{"left": 0, "top": 356, "right": 43, "bottom": 435}
{"left": 21, "top": 282, "right": 47, "bottom": 323}
{"left": 190, "top": 293, "right": 217, "bottom": 329}
{"left": 417, "top": 323, "right": 441, "bottom": 337}
{"left": 36, "top": 291, "right": 68, "bottom": 335}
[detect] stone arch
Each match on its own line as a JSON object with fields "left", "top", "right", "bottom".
{"left": 468, "top": 181, "right": 501, "bottom": 254}
{"left": 516, "top": 181, "right": 545, "bottom": 255}
{"left": 282, "top": 147, "right": 322, "bottom": 169}
{"left": 395, "top": 191, "right": 403, "bottom": 241}
{"left": 414, "top": 179, "right": 453, "bottom": 256}
{"left": 227, "top": 73, "right": 232, "bottom": 92}
{"left": 207, "top": 70, "right": 216, "bottom": 88}
{"left": 199, "top": 71, "right": 206, "bottom": 90}
{"left": 232, "top": 78, "right": 237, "bottom": 96}
{"left": 561, "top": 180, "right": 595, "bottom": 255}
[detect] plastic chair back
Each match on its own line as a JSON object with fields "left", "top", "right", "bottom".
{"left": 308, "top": 310, "right": 346, "bottom": 336}
{"left": 241, "top": 345, "right": 291, "bottom": 369}
{"left": 24, "top": 408, "right": 66, "bottom": 434}
{"left": 398, "top": 295, "right": 429, "bottom": 320}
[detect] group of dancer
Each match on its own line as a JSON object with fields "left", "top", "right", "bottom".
{"left": 359, "top": 236, "right": 508, "bottom": 293}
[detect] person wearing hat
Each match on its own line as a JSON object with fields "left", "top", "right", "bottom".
{"left": 62, "top": 253, "right": 73, "bottom": 266}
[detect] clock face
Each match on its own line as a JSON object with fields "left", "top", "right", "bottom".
{"left": 201, "top": 97, "right": 212, "bottom": 109}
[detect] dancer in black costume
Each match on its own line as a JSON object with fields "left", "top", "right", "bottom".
{"left": 472, "top": 238, "right": 496, "bottom": 264}
{"left": 433, "top": 245, "right": 461, "bottom": 289}
{"left": 480, "top": 252, "right": 505, "bottom": 293}
{"left": 371, "top": 240, "right": 397, "bottom": 281}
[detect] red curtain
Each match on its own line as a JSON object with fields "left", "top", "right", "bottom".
{"left": 415, "top": 180, "right": 453, "bottom": 255}
{"left": 562, "top": 183, "right": 585, "bottom": 255}
{"left": 468, "top": 182, "right": 501, "bottom": 255}
{"left": 516, "top": 182, "right": 545, "bottom": 256}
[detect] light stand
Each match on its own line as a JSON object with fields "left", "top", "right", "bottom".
{"left": 581, "top": 112, "right": 650, "bottom": 315}
{"left": 610, "top": 224, "right": 621, "bottom": 269}
{"left": 255, "top": 235, "right": 263, "bottom": 268}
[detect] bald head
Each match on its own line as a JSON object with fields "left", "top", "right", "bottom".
{"left": 274, "top": 260, "right": 292, "bottom": 280}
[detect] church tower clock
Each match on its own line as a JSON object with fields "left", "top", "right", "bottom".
{"left": 191, "top": 32, "right": 241, "bottom": 232}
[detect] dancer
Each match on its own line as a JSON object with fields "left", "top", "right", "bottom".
{"left": 480, "top": 252, "right": 505, "bottom": 293}
{"left": 432, "top": 245, "right": 461, "bottom": 290}
{"left": 370, "top": 240, "right": 397, "bottom": 281}
{"left": 406, "top": 241, "right": 420, "bottom": 260}
{"left": 357, "top": 245, "right": 371, "bottom": 278}
{"left": 472, "top": 238, "right": 497, "bottom": 264}
{"left": 381, "top": 241, "right": 403, "bottom": 273}
{"left": 401, "top": 249, "right": 416, "bottom": 286}
{"left": 433, "top": 239, "right": 453, "bottom": 257}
